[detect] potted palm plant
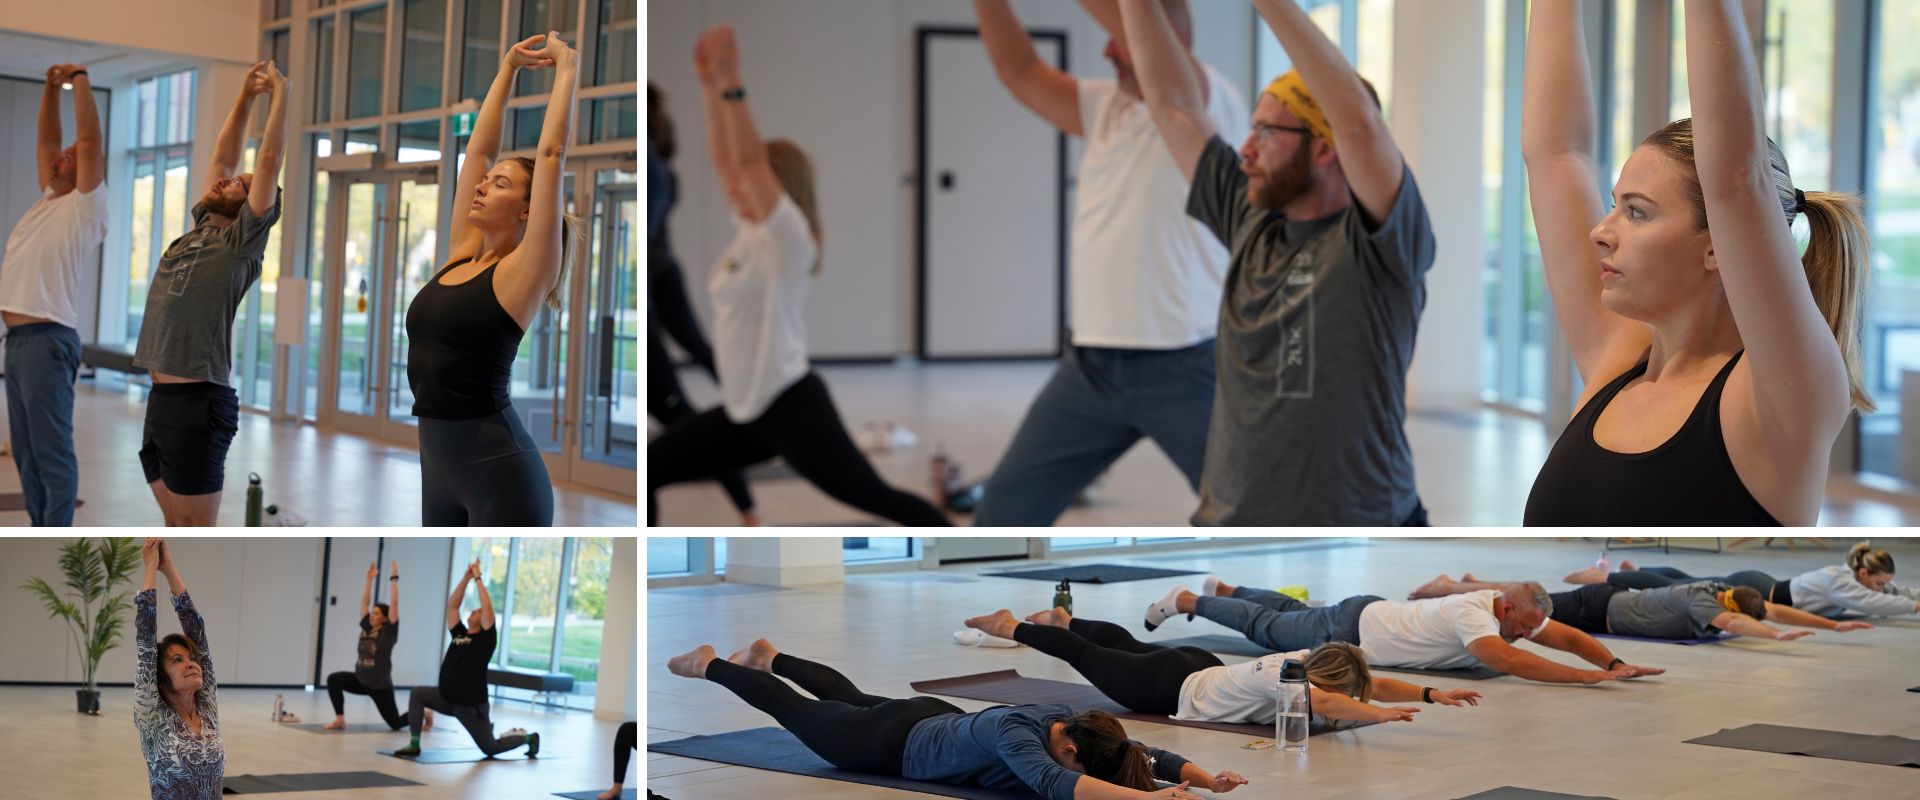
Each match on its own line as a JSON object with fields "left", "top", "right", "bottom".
{"left": 18, "top": 538, "right": 142, "bottom": 714}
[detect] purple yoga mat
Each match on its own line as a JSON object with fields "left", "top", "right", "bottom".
{"left": 909, "top": 669, "right": 1375, "bottom": 738}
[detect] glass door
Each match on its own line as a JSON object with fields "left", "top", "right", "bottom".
{"left": 319, "top": 167, "right": 438, "bottom": 444}
{"left": 552, "top": 158, "right": 638, "bottom": 495}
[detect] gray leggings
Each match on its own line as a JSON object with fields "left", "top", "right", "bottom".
{"left": 407, "top": 686, "right": 528, "bottom": 756}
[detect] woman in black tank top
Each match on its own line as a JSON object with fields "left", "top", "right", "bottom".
{"left": 1519, "top": 3, "right": 1875, "bottom": 526}
{"left": 402, "top": 31, "right": 582, "bottom": 526}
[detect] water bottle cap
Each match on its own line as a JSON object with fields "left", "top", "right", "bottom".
{"left": 249, "top": 472, "right": 262, "bottom": 485}
{"left": 1279, "top": 658, "right": 1307, "bottom": 681}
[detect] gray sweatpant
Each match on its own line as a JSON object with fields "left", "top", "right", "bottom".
{"left": 407, "top": 685, "right": 527, "bottom": 756}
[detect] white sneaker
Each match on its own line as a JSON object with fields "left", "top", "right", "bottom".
{"left": 1202, "top": 575, "right": 1222, "bottom": 598}
{"left": 1143, "top": 584, "right": 1190, "bottom": 632}
{"left": 953, "top": 629, "right": 1020, "bottom": 649}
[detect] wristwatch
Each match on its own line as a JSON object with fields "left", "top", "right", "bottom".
{"left": 1606, "top": 657, "right": 1625, "bottom": 670}
{"left": 721, "top": 86, "right": 746, "bottom": 102}
{"left": 1421, "top": 687, "right": 1434, "bottom": 704}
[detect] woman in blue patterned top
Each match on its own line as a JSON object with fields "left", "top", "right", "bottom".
{"left": 135, "top": 537, "right": 223, "bottom": 799}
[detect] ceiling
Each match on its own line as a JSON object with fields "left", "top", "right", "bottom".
{"left": 0, "top": 27, "right": 193, "bottom": 86}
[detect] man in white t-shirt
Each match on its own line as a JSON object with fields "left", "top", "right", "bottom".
{"left": 0, "top": 63, "right": 110, "bottom": 526}
{"left": 1145, "top": 576, "right": 1664, "bottom": 684}
{"left": 969, "top": 0, "right": 1249, "bottom": 525}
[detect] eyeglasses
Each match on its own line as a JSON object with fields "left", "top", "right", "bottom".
{"left": 1252, "top": 122, "right": 1313, "bottom": 144}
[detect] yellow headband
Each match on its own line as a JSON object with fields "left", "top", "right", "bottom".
{"left": 1263, "top": 70, "right": 1333, "bottom": 146}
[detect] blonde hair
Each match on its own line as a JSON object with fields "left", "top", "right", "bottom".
{"left": 1846, "top": 542, "right": 1895, "bottom": 576}
{"left": 1642, "top": 119, "right": 1875, "bottom": 412}
{"left": 765, "top": 139, "right": 822, "bottom": 275}
{"left": 1303, "top": 642, "right": 1373, "bottom": 704}
{"left": 502, "top": 156, "right": 580, "bottom": 311}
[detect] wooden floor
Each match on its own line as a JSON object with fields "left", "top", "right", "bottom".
{"left": 646, "top": 536, "right": 1920, "bottom": 799}
{"left": 0, "top": 379, "right": 637, "bottom": 527}
{"left": 650, "top": 361, "right": 1920, "bottom": 527}
{"left": 3, "top": 684, "right": 626, "bottom": 800}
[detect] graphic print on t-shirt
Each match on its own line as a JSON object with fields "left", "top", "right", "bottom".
{"left": 1277, "top": 252, "right": 1315, "bottom": 398}
{"left": 157, "top": 236, "right": 210, "bottom": 296}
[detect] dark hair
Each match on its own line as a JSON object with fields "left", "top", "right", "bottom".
{"left": 1729, "top": 586, "right": 1768, "bottom": 620}
{"left": 372, "top": 603, "right": 391, "bottom": 618}
{"left": 1061, "top": 711, "right": 1155, "bottom": 790}
{"left": 156, "top": 634, "right": 201, "bottom": 698}
{"left": 648, "top": 82, "right": 676, "bottom": 160}
{"left": 1847, "top": 542, "right": 1894, "bottom": 576}
{"left": 499, "top": 156, "right": 581, "bottom": 311}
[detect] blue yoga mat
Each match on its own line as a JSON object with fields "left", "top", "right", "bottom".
{"left": 1592, "top": 632, "right": 1722, "bottom": 646}
{"left": 648, "top": 727, "right": 1039, "bottom": 799}
{"left": 553, "top": 791, "right": 636, "bottom": 800}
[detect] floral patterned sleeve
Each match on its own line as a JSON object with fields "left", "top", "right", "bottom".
{"left": 134, "top": 589, "right": 163, "bottom": 741}
{"left": 174, "top": 591, "right": 217, "bottom": 712}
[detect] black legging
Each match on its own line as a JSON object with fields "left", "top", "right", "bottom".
{"left": 650, "top": 255, "right": 718, "bottom": 383}
{"left": 613, "top": 721, "right": 637, "bottom": 783}
{"left": 649, "top": 373, "right": 951, "bottom": 527}
{"left": 1606, "top": 567, "right": 1790, "bottom": 604}
{"left": 704, "top": 654, "right": 961, "bottom": 775}
{"left": 1013, "top": 618, "right": 1223, "bottom": 716}
{"left": 648, "top": 318, "right": 755, "bottom": 515}
{"left": 325, "top": 671, "right": 407, "bottom": 730}
{"left": 418, "top": 407, "right": 555, "bottom": 526}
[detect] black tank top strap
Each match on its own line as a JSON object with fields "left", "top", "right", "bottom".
{"left": 430, "top": 255, "right": 477, "bottom": 283}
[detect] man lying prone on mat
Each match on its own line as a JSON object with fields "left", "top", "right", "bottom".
{"left": 967, "top": 608, "right": 1481, "bottom": 727}
{"left": 1146, "top": 575, "right": 1663, "bottom": 684}
{"left": 1410, "top": 575, "right": 1874, "bottom": 642}
{"left": 668, "top": 638, "right": 1248, "bottom": 800}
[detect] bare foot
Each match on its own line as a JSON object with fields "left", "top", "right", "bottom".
{"left": 1025, "top": 608, "right": 1072, "bottom": 628}
{"left": 423, "top": 708, "right": 434, "bottom": 731}
{"left": 1618, "top": 560, "right": 1637, "bottom": 571}
{"left": 323, "top": 717, "right": 345, "bottom": 731}
{"left": 1562, "top": 567, "right": 1607, "bottom": 585}
{"left": 740, "top": 511, "right": 763, "bottom": 527}
{"left": 597, "top": 786, "right": 624, "bottom": 800}
{"left": 728, "top": 638, "right": 779, "bottom": 672}
{"left": 965, "top": 610, "right": 1020, "bottom": 640}
{"left": 1409, "top": 574, "right": 1454, "bottom": 599}
{"left": 667, "top": 645, "right": 719, "bottom": 678}
{"left": 1459, "top": 572, "right": 1480, "bottom": 583}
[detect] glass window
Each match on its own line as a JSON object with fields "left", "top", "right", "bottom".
{"left": 596, "top": 0, "right": 637, "bottom": 86}
{"left": 512, "top": 106, "right": 544, "bottom": 151}
{"left": 346, "top": 125, "right": 381, "bottom": 154}
{"left": 515, "top": 0, "right": 580, "bottom": 97}
{"left": 305, "top": 137, "right": 331, "bottom": 421}
{"left": 1610, "top": 0, "right": 1637, "bottom": 182}
{"left": 1670, "top": 2, "right": 1690, "bottom": 121}
{"left": 1255, "top": 0, "right": 1344, "bottom": 83}
{"left": 462, "top": 0, "right": 503, "bottom": 102}
{"left": 402, "top": 0, "right": 447, "bottom": 112}
{"left": 271, "top": 30, "right": 291, "bottom": 79}
{"left": 1862, "top": 0, "right": 1920, "bottom": 476}
{"left": 504, "top": 538, "right": 562, "bottom": 673}
{"left": 647, "top": 538, "right": 690, "bottom": 575}
{"left": 842, "top": 538, "right": 913, "bottom": 563}
{"left": 589, "top": 97, "right": 636, "bottom": 144}
{"left": 314, "top": 17, "right": 336, "bottom": 123}
{"left": 233, "top": 145, "right": 287, "bottom": 408}
{"left": 1355, "top": 0, "right": 1393, "bottom": 115}
{"left": 1481, "top": 0, "right": 1505, "bottom": 400}
{"left": 1764, "top": 0, "right": 1834, "bottom": 194}
{"left": 125, "top": 70, "right": 197, "bottom": 345}
{"left": 398, "top": 119, "right": 442, "bottom": 163}
{"left": 348, "top": 5, "right": 387, "bottom": 119}
{"left": 560, "top": 538, "right": 615, "bottom": 701}
{"left": 1051, "top": 537, "right": 1120, "bottom": 549}
{"left": 274, "top": 0, "right": 293, "bottom": 20}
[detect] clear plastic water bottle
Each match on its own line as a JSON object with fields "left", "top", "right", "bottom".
{"left": 1275, "top": 658, "right": 1309, "bottom": 753}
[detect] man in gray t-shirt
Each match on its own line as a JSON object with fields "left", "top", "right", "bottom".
{"left": 1117, "top": 0, "right": 1434, "bottom": 525}
{"left": 1604, "top": 582, "right": 1734, "bottom": 639}
{"left": 1423, "top": 575, "right": 1874, "bottom": 643}
{"left": 132, "top": 59, "right": 290, "bottom": 527}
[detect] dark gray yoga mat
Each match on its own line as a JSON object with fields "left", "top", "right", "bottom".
{"left": 554, "top": 791, "right": 636, "bottom": 800}
{"left": 1454, "top": 788, "right": 1616, "bottom": 800}
{"left": 281, "top": 722, "right": 405, "bottom": 734}
{"left": 1910, "top": 686, "right": 1920, "bottom": 693}
{"left": 1154, "top": 634, "right": 1507, "bottom": 680}
{"left": 1592, "top": 633, "right": 1722, "bottom": 646}
{"left": 380, "top": 748, "right": 548, "bottom": 763}
{"left": 909, "top": 669, "right": 1374, "bottom": 738}
{"left": 648, "top": 727, "right": 1036, "bottom": 799}
{"left": 221, "top": 771, "right": 422, "bottom": 793}
{"left": 984, "top": 564, "right": 1203, "bottom": 584}
{"left": 1685, "top": 723, "right": 1920, "bottom": 767}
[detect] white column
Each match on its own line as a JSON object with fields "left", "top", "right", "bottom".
{"left": 1393, "top": 0, "right": 1487, "bottom": 410}
{"left": 596, "top": 537, "right": 638, "bottom": 721}
{"left": 724, "top": 538, "right": 845, "bottom": 588}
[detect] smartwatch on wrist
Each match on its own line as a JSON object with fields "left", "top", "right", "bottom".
{"left": 721, "top": 86, "right": 746, "bottom": 102}
{"left": 1421, "top": 687, "right": 1434, "bottom": 704}
{"left": 1606, "top": 657, "right": 1625, "bottom": 670}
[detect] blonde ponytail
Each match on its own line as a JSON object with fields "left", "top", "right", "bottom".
{"left": 1846, "top": 542, "right": 1895, "bottom": 576}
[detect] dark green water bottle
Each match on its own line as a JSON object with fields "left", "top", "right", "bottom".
{"left": 1053, "top": 579, "right": 1072, "bottom": 614}
{"left": 245, "top": 473, "right": 263, "bottom": 527}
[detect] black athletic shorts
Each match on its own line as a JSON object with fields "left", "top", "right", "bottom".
{"left": 138, "top": 382, "right": 240, "bottom": 496}
{"left": 1548, "top": 583, "right": 1622, "bottom": 635}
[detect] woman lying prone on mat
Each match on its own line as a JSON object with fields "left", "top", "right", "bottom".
{"left": 967, "top": 608, "right": 1480, "bottom": 728}
{"left": 1556, "top": 543, "right": 1920, "bottom": 619}
{"left": 667, "top": 639, "right": 1247, "bottom": 799}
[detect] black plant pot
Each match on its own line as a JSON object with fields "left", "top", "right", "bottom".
{"left": 76, "top": 688, "right": 100, "bottom": 714}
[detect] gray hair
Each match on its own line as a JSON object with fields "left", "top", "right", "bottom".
{"left": 1503, "top": 581, "right": 1553, "bottom": 618}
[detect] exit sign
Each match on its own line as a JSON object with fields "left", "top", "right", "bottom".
{"left": 453, "top": 111, "right": 477, "bottom": 138}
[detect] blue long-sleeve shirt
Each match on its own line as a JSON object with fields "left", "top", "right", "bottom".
{"left": 900, "top": 704, "right": 1191, "bottom": 800}
{"left": 134, "top": 589, "right": 223, "bottom": 800}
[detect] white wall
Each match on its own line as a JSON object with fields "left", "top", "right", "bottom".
{"left": 650, "top": 0, "right": 1256, "bottom": 359}
{"left": 0, "top": 0, "right": 258, "bottom": 67}
{"left": 724, "top": 537, "right": 845, "bottom": 587}
{"left": 317, "top": 536, "right": 455, "bottom": 690}
{"left": 595, "top": 536, "right": 637, "bottom": 721}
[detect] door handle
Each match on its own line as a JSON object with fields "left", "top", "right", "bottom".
{"left": 939, "top": 171, "right": 955, "bottom": 191}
